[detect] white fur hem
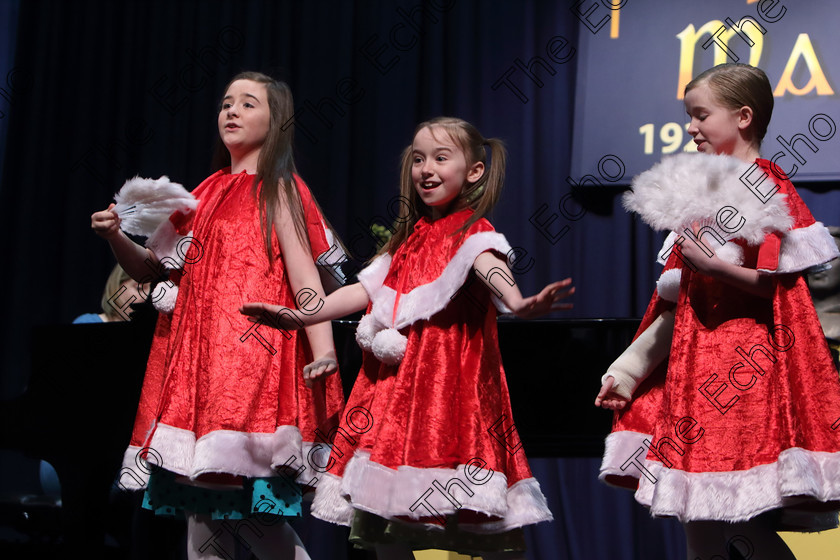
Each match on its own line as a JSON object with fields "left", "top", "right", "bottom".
{"left": 357, "top": 232, "right": 512, "bottom": 330}
{"left": 310, "top": 450, "right": 552, "bottom": 532}
{"left": 599, "top": 431, "right": 655, "bottom": 486}
{"left": 116, "top": 424, "right": 331, "bottom": 490}
{"left": 600, "top": 431, "right": 840, "bottom": 523}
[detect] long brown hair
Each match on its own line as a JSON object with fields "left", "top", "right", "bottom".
{"left": 211, "top": 71, "right": 309, "bottom": 261}
{"left": 380, "top": 117, "right": 507, "bottom": 255}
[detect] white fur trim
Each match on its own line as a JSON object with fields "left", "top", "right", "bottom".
{"left": 362, "top": 232, "right": 512, "bottom": 330}
{"left": 599, "top": 430, "right": 656, "bottom": 486}
{"left": 770, "top": 221, "right": 840, "bottom": 274}
{"left": 117, "top": 424, "right": 331, "bottom": 489}
{"left": 152, "top": 285, "right": 178, "bottom": 313}
{"left": 357, "top": 254, "right": 392, "bottom": 300}
{"left": 310, "top": 472, "right": 356, "bottom": 524}
{"left": 656, "top": 232, "right": 679, "bottom": 266}
{"left": 370, "top": 327, "right": 407, "bottom": 365}
{"left": 354, "top": 313, "right": 379, "bottom": 352}
{"left": 311, "top": 450, "right": 553, "bottom": 532}
{"left": 626, "top": 153, "right": 792, "bottom": 245}
{"left": 354, "top": 232, "right": 512, "bottom": 364}
{"left": 656, "top": 268, "right": 682, "bottom": 303}
{"left": 600, "top": 431, "right": 840, "bottom": 524}
{"left": 114, "top": 176, "right": 197, "bottom": 237}
{"left": 638, "top": 447, "right": 840, "bottom": 522}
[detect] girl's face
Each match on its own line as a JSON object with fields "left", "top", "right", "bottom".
{"left": 411, "top": 126, "right": 484, "bottom": 220}
{"left": 218, "top": 79, "right": 271, "bottom": 160}
{"left": 684, "top": 82, "right": 751, "bottom": 156}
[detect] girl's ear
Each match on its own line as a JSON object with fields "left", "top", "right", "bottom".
{"left": 467, "top": 161, "right": 485, "bottom": 184}
{"left": 737, "top": 105, "right": 754, "bottom": 131}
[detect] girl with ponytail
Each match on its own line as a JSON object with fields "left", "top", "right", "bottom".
{"left": 242, "top": 116, "right": 575, "bottom": 558}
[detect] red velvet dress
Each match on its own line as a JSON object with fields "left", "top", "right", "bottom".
{"left": 119, "top": 170, "right": 344, "bottom": 489}
{"left": 600, "top": 158, "right": 840, "bottom": 528}
{"left": 310, "top": 209, "right": 552, "bottom": 535}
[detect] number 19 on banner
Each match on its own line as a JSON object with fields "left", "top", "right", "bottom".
{"left": 639, "top": 122, "right": 698, "bottom": 155}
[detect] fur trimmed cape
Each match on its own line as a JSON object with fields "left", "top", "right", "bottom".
{"left": 600, "top": 155, "right": 840, "bottom": 530}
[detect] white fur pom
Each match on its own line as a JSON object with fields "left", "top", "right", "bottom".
{"left": 715, "top": 242, "right": 744, "bottom": 266}
{"left": 152, "top": 284, "right": 178, "bottom": 313}
{"left": 371, "top": 328, "right": 407, "bottom": 365}
{"left": 656, "top": 268, "right": 682, "bottom": 303}
{"left": 113, "top": 176, "right": 197, "bottom": 237}
{"left": 355, "top": 313, "right": 380, "bottom": 353}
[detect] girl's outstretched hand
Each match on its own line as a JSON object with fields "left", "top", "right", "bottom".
{"left": 595, "top": 376, "right": 629, "bottom": 410}
{"left": 91, "top": 203, "right": 122, "bottom": 239}
{"left": 511, "top": 278, "right": 575, "bottom": 319}
{"left": 303, "top": 351, "right": 338, "bottom": 388}
{"left": 239, "top": 302, "right": 306, "bottom": 331}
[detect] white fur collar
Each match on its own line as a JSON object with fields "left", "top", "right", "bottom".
{"left": 358, "top": 231, "right": 513, "bottom": 329}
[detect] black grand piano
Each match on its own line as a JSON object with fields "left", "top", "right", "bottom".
{"left": 1, "top": 311, "right": 638, "bottom": 557}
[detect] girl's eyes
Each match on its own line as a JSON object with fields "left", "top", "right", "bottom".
{"left": 220, "top": 101, "right": 255, "bottom": 110}
{"left": 436, "top": 155, "right": 447, "bottom": 162}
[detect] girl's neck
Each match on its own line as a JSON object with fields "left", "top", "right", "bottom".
{"left": 229, "top": 149, "right": 261, "bottom": 174}
{"left": 729, "top": 143, "right": 761, "bottom": 164}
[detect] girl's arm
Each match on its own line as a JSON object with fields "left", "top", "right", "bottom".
{"left": 240, "top": 282, "right": 369, "bottom": 329}
{"left": 91, "top": 203, "right": 161, "bottom": 281}
{"left": 472, "top": 251, "right": 574, "bottom": 318}
{"left": 679, "top": 224, "right": 774, "bottom": 298}
{"left": 595, "top": 309, "right": 675, "bottom": 409}
{"left": 271, "top": 194, "right": 337, "bottom": 386}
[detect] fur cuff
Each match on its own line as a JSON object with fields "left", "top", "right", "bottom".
{"left": 771, "top": 221, "right": 840, "bottom": 274}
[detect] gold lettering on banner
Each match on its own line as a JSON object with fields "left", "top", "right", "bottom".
{"left": 773, "top": 33, "right": 834, "bottom": 97}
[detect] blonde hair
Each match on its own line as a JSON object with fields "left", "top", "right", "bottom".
{"left": 381, "top": 117, "right": 507, "bottom": 255}
{"left": 101, "top": 264, "right": 134, "bottom": 321}
{"left": 685, "top": 63, "right": 774, "bottom": 147}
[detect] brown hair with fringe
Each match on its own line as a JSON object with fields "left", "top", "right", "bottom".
{"left": 380, "top": 117, "right": 507, "bottom": 256}
{"left": 211, "top": 72, "right": 314, "bottom": 262}
{"left": 685, "top": 63, "right": 774, "bottom": 148}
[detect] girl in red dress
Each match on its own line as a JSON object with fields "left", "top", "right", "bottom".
{"left": 243, "top": 117, "right": 575, "bottom": 559}
{"left": 596, "top": 63, "right": 840, "bottom": 559}
{"left": 92, "top": 72, "right": 344, "bottom": 559}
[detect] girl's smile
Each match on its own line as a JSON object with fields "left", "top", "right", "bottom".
{"left": 410, "top": 126, "right": 483, "bottom": 220}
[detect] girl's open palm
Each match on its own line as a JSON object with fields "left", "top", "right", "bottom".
{"left": 513, "top": 278, "right": 574, "bottom": 319}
